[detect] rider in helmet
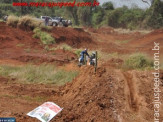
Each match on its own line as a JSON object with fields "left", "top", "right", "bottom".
{"left": 79, "top": 48, "right": 90, "bottom": 63}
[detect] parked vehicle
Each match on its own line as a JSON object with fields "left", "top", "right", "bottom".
{"left": 40, "top": 16, "right": 58, "bottom": 26}
{"left": 52, "top": 17, "right": 72, "bottom": 27}
{"left": 39, "top": 16, "right": 72, "bottom": 27}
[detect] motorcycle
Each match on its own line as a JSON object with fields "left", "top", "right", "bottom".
{"left": 89, "top": 57, "right": 96, "bottom": 66}
{"left": 78, "top": 55, "right": 88, "bottom": 67}
{"left": 78, "top": 52, "right": 96, "bottom": 67}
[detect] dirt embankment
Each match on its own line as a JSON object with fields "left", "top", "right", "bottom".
{"left": 0, "top": 23, "right": 95, "bottom": 64}
{"left": 53, "top": 66, "right": 163, "bottom": 122}
{"left": 88, "top": 27, "right": 163, "bottom": 56}
{"left": 128, "top": 29, "right": 163, "bottom": 55}
{"left": 0, "top": 66, "right": 162, "bottom": 122}
{"left": 51, "top": 27, "right": 96, "bottom": 49}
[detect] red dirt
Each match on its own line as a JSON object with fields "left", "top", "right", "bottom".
{"left": 0, "top": 66, "right": 162, "bottom": 122}
{"left": 0, "top": 23, "right": 78, "bottom": 64}
{"left": 51, "top": 27, "right": 96, "bottom": 48}
{"left": 128, "top": 29, "right": 163, "bottom": 55}
{"left": 0, "top": 23, "right": 163, "bottom": 122}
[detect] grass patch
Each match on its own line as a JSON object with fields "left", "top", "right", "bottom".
{"left": 0, "top": 64, "right": 79, "bottom": 85}
{"left": 6, "top": 15, "right": 46, "bottom": 31}
{"left": 50, "top": 44, "right": 73, "bottom": 51}
{"left": 33, "top": 27, "right": 55, "bottom": 45}
{"left": 23, "top": 96, "right": 47, "bottom": 102}
{"left": 98, "top": 51, "right": 121, "bottom": 61}
{"left": 74, "top": 49, "right": 83, "bottom": 57}
{"left": 16, "top": 43, "right": 25, "bottom": 47}
{"left": 24, "top": 48, "right": 31, "bottom": 53}
{"left": 123, "top": 53, "right": 153, "bottom": 70}
{"left": 0, "top": 94, "right": 47, "bottom": 102}
{"left": 7, "top": 15, "right": 19, "bottom": 28}
{"left": 61, "top": 44, "right": 73, "bottom": 51}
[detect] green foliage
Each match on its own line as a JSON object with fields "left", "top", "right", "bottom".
{"left": 124, "top": 53, "right": 153, "bottom": 69}
{"left": 92, "top": 6, "right": 105, "bottom": 27}
{"left": 106, "top": 7, "right": 125, "bottom": 28}
{"left": 145, "top": 0, "right": 163, "bottom": 29}
{"left": 58, "top": 44, "right": 73, "bottom": 51}
{"left": 77, "top": 7, "right": 92, "bottom": 26}
{"left": 102, "top": 2, "right": 114, "bottom": 10}
{"left": 0, "top": 64, "right": 79, "bottom": 85}
{"left": 33, "top": 27, "right": 55, "bottom": 45}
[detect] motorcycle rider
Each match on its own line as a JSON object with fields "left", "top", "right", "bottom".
{"left": 79, "top": 48, "right": 90, "bottom": 63}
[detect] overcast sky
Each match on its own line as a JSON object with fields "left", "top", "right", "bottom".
{"left": 98, "top": 0, "right": 156, "bottom": 9}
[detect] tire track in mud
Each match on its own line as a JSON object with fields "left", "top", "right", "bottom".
{"left": 107, "top": 74, "right": 122, "bottom": 122}
{"left": 123, "top": 72, "right": 139, "bottom": 112}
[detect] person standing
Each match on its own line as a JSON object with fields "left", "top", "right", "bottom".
{"left": 45, "top": 16, "right": 49, "bottom": 26}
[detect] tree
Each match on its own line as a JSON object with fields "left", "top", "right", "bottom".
{"left": 145, "top": 0, "right": 163, "bottom": 28}
{"left": 102, "top": 2, "right": 114, "bottom": 10}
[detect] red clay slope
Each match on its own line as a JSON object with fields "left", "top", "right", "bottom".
{"left": 52, "top": 66, "right": 163, "bottom": 122}
{"left": 51, "top": 27, "right": 96, "bottom": 48}
{"left": 0, "top": 22, "right": 96, "bottom": 64}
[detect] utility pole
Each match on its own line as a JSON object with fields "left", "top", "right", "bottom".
{"left": 95, "top": 51, "right": 97, "bottom": 73}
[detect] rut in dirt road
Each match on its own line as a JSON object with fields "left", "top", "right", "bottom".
{"left": 123, "top": 72, "right": 139, "bottom": 112}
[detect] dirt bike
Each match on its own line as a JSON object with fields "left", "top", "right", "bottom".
{"left": 78, "top": 52, "right": 97, "bottom": 67}
{"left": 78, "top": 55, "right": 88, "bottom": 67}
{"left": 89, "top": 58, "right": 96, "bottom": 66}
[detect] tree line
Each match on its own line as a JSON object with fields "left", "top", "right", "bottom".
{"left": 0, "top": 0, "right": 163, "bottom": 29}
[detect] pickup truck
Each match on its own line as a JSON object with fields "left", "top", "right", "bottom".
{"left": 40, "top": 16, "right": 72, "bottom": 27}
{"left": 52, "top": 17, "right": 72, "bottom": 27}
{"left": 40, "top": 16, "right": 59, "bottom": 26}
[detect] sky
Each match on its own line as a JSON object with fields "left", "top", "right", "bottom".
{"left": 98, "top": 0, "right": 153, "bottom": 9}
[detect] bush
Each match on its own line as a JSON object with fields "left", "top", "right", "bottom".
{"left": 18, "top": 15, "right": 42, "bottom": 30}
{"left": 6, "top": 15, "right": 19, "bottom": 27}
{"left": 124, "top": 53, "right": 153, "bottom": 69}
{"left": 33, "top": 27, "right": 55, "bottom": 45}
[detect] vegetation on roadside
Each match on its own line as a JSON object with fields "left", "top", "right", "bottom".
{"left": 123, "top": 53, "right": 153, "bottom": 70}
{"left": 18, "top": 15, "right": 42, "bottom": 30}
{"left": 50, "top": 44, "right": 73, "bottom": 51}
{"left": 0, "top": 64, "right": 79, "bottom": 85}
{"left": 7, "top": 15, "right": 19, "bottom": 27}
{"left": 0, "top": 94, "right": 47, "bottom": 102}
{"left": 33, "top": 27, "right": 55, "bottom": 45}
{"left": 7, "top": 15, "right": 43, "bottom": 30}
